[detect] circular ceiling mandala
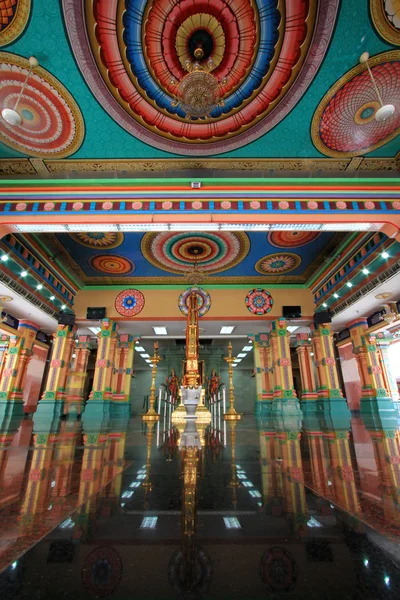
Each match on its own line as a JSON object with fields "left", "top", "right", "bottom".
{"left": 312, "top": 50, "right": 400, "bottom": 157}
{"left": 0, "top": 52, "right": 84, "bottom": 158}
{"left": 259, "top": 547, "right": 297, "bottom": 592}
{"left": 0, "top": 0, "right": 31, "bottom": 47}
{"left": 90, "top": 255, "right": 134, "bottom": 275}
{"left": 62, "top": 0, "right": 340, "bottom": 155}
{"left": 82, "top": 546, "right": 122, "bottom": 598}
{"left": 178, "top": 286, "right": 211, "bottom": 317}
{"left": 268, "top": 231, "right": 321, "bottom": 248}
{"left": 70, "top": 232, "right": 124, "bottom": 249}
{"left": 370, "top": 1, "right": 400, "bottom": 46}
{"left": 115, "top": 289, "right": 145, "bottom": 317}
{"left": 141, "top": 232, "right": 249, "bottom": 274}
{"left": 255, "top": 253, "right": 301, "bottom": 274}
{"left": 245, "top": 289, "right": 273, "bottom": 315}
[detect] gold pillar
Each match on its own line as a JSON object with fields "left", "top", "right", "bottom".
{"left": 270, "top": 318, "right": 298, "bottom": 409}
{"left": 65, "top": 334, "right": 91, "bottom": 414}
{"left": 0, "top": 320, "right": 39, "bottom": 402}
{"left": 311, "top": 322, "right": 344, "bottom": 401}
{"left": 89, "top": 319, "right": 118, "bottom": 402}
{"left": 295, "top": 333, "right": 318, "bottom": 402}
{"left": 112, "top": 334, "right": 134, "bottom": 403}
{"left": 41, "top": 324, "right": 76, "bottom": 401}
{"left": 224, "top": 342, "right": 241, "bottom": 420}
{"left": 142, "top": 342, "right": 161, "bottom": 422}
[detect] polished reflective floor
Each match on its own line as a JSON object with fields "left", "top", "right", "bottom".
{"left": 1, "top": 405, "right": 400, "bottom": 599}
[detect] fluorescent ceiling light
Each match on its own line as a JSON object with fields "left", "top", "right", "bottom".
{"left": 242, "top": 481, "right": 253, "bottom": 487}
{"left": 149, "top": 363, "right": 154, "bottom": 367}
{"left": 242, "top": 345, "right": 253, "bottom": 351}
{"left": 169, "top": 223, "right": 220, "bottom": 231}
{"left": 135, "top": 346, "right": 145, "bottom": 352}
{"left": 145, "top": 359, "right": 152, "bottom": 363}
{"left": 220, "top": 326, "right": 235, "bottom": 334}
{"left": 122, "top": 491, "right": 133, "bottom": 499}
{"left": 346, "top": 282, "right": 353, "bottom": 288}
{"left": 237, "top": 473, "right": 247, "bottom": 479}
{"left": 233, "top": 358, "right": 242, "bottom": 363}
{"left": 88, "top": 327, "right": 101, "bottom": 335}
{"left": 362, "top": 268, "right": 369, "bottom": 274}
{"left": 141, "top": 353, "right": 150, "bottom": 358}
{"left": 68, "top": 223, "right": 118, "bottom": 231}
{"left": 20, "top": 271, "right": 28, "bottom": 277}
{"left": 237, "top": 353, "right": 247, "bottom": 358}
{"left": 136, "top": 473, "right": 146, "bottom": 480}
{"left": 270, "top": 223, "right": 322, "bottom": 230}
{"left": 232, "top": 364, "right": 238, "bottom": 367}
{"left": 223, "top": 517, "right": 241, "bottom": 529}
{"left": 287, "top": 326, "right": 299, "bottom": 333}
{"left": 249, "top": 490, "right": 262, "bottom": 498}
{"left": 50, "top": 295, "right": 55, "bottom": 300}
{"left": 307, "top": 516, "right": 323, "bottom": 528}
{"left": 333, "top": 293, "right": 339, "bottom": 298}
{"left": 119, "top": 224, "right": 169, "bottom": 231}
{"left": 15, "top": 224, "right": 67, "bottom": 232}
{"left": 153, "top": 326, "right": 167, "bottom": 335}
{"left": 140, "top": 516, "right": 158, "bottom": 529}
{"left": 321, "top": 223, "right": 370, "bottom": 231}
{"left": 130, "top": 481, "right": 141, "bottom": 488}
{"left": 382, "top": 251, "right": 389, "bottom": 259}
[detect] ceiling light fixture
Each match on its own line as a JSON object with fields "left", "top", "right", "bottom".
{"left": 220, "top": 326, "right": 235, "bottom": 334}
{"left": 233, "top": 358, "right": 242, "bottom": 363}
{"left": 50, "top": 295, "right": 55, "bottom": 300}
{"left": 359, "top": 52, "right": 395, "bottom": 122}
{"left": 141, "top": 353, "right": 150, "bottom": 358}
{"left": 153, "top": 326, "right": 167, "bottom": 335}
{"left": 242, "top": 345, "right": 253, "bottom": 351}
{"left": 333, "top": 293, "right": 339, "bottom": 298}
{"left": 287, "top": 326, "right": 299, "bottom": 333}
{"left": 382, "top": 251, "right": 389, "bottom": 259}
{"left": 347, "top": 282, "right": 353, "bottom": 288}
{"left": 88, "top": 326, "right": 101, "bottom": 335}
{"left": 362, "top": 268, "right": 369, "bottom": 275}
{"left": 135, "top": 346, "right": 145, "bottom": 352}
{"left": 61, "top": 304, "right": 66, "bottom": 309}
{"left": 322, "top": 303, "right": 327, "bottom": 308}
{"left": 20, "top": 271, "right": 28, "bottom": 277}
{"left": 37, "top": 284, "right": 43, "bottom": 290}
{"left": 1, "top": 255, "right": 8, "bottom": 261}
{"left": 1, "top": 56, "right": 39, "bottom": 126}
{"left": 237, "top": 353, "right": 247, "bottom": 358}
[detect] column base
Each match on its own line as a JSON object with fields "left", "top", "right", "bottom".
{"left": 360, "top": 396, "right": 398, "bottom": 430}
{"left": 272, "top": 397, "right": 302, "bottom": 414}
{"left": 63, "top": 397, "right": 85, "bottom": 417}
{"left": 0, "top": 400, "right": 24, "bottom": 431}
{"left": 34, "top": 400, "right": 65, "bottom": 429}
{"left": 318, "top": 397, "right": 351, "bottom": 431}
{"left": 83, "top": 400, "right": 113, "bottom": 422}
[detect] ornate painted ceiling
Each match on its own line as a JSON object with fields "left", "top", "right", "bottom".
{"left": 0, "top": 0, "right": 398, "bottom": 172}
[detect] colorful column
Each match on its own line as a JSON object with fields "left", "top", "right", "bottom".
{"left": 348, "top": 319, "right": 396, "bottom": 421}
{"left": 369, "top": 429, "right": 400, "bottom": 530}
{"left": 0, "top": 320, "right": 39, "bottom": 411}
{"left": 65, "top": 334, "right": 92, "bottom": 415}
{"left": 324, "top": 431, "right": 361, "bottom": 515}
{"left": 270, "top": 318, "right": 299, "bottom": 413}
{"left": 312, "top": 322, "right": 347, "bottom": 411}
{"left": 253, "top": 333, "right": 273, "bottom": 403}
{"left": 88, "top": 319, "right": 118, "bottom": 406}
{"left": 112, "top": 333, "right": 134, "bottom": 407}
{"left": 295, "top": 333, "right": 318, "bottom": 407}
{"left": 40, "top": 324, "right": 76, "bottom": 403}
{"left": 375, "top": 332, "right": 399, "bottom": 402}
{"left": 0, "top": 334, "right": 9, "bottom": 380}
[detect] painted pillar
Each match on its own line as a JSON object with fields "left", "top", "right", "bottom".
{"left": 0, "top": 320, "right": 39, "bottom": 403}
{"left": 89, "top": 319, "right": 118, "bottom": 403}
{"left": 295, "top": 333, "right": 318, "bottom": 405}
{"left": 0, "top": 334, "right": 9, "bottom": 380}
{"left": 270, "top": 318, "right": 299, "bottom": 412}
{"left": 376, "top": 333, "right": 399, "bottom": 402}
{"left": 253, "top": 333, "right": 273, "bottom": 402}
{"left": 41, "top": 324, "right": 76, "bottom": 402}
{"left": 312, "top": 322, "right": 345, "bottom": 405}
{"left": 324, "top": 431, "right": 361, "bottom": 515}
{"left": 369, "top": 429, "right": 400, "bottom": 529}
{"left": 348, "top": 319, "right": 395, "bottom": 418}
{"left": 112, "top": 333, "right": 134, "bottom": 405}
{"left": 65, "top": 335, "right": 92, "bottom": 415}
{"left": 276, "top": 429, "right": 307, "bottom": 536}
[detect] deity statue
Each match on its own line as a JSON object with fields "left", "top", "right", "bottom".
{"left": 166, "top": 368, "right": 180, "bottom": 403}
{"left": 207, "top": 368, "right": 220, "bottom": 400}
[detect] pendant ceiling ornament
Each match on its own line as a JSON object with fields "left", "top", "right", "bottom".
{"left": 62, "top": 0, "right": 340, "bottom": 155}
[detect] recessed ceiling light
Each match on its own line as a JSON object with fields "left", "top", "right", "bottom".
{"left": 145, "top": 359, "right": 151, "bottom": 363}
{"left": 50, "top": 295, "right": 55, "bottom": 300}
{"left": 237, "top": 353, "right": 247, "bottom": 358}
{"left": 135, "top": 346, "right": 145, "bottom": 352}
{"left": 287, "top": 326, "right": 299, "bottom": 333}
{"left": 223, "top": 517, "right": 241, "bottom": 529}
{"left": 382, "top": 251, "right": 389, "bottom": 259}
{"left": 140, "top": 516, "right": 158, "bottom": 529}
{"left": 61, "top": 304, "right": 66, "bottom": 309}
{"left": 1, "top": 255, "right": 8, "bottom": 261}
{"left": 232, "top": 364, "right": 238, "bottom": 367}
{"left": 346, "top": 282, "right": 353, "bottom": 288}
{"left": 37, "top": 284, "right": 43, "bottom": 290}
{"left": 242, "top": 345, "right": 253, "bottom": 351}
{"left": 220, "top": 326, "right": 235, "bottom": 334}
{"left": 149, "top": 363, "right": 154, "bottom": 367}
{"left": 333, "top": 293, "right": 339, "bottom": 298}
{"left": 322, "top": 303, "right": 327, "bottom": 308}
{"left": 141, "top": 353, "right": 150, "bottom": 358}
{"left": 234, "top": 358, "right": 242, "bottom": 363}
{"left": 88, "top": 326, "right": 101, "bottom": 335}
{"left": 20, "top": 271, "right": 28, "bottom": 277}
{"left": 362, "top": 268, "right": 369, "bottom": 275}
{"left": 153, "top": 326, "right": 167, "bottom": 335}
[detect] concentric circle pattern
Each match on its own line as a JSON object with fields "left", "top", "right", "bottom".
{"left": 245, "top": 289, "right": 273, "bottom": 315}
{"left": 312, "top": 50, "right": 400, "bottom": 157}
{"left": 70, "top": 232, "right": 124, "bottom": 249}
{"left": 90, "top": 255, "right": 134, "bottom": 275}
{"left": 268, "top": 231, "right": 321, "bottom": 248}
{"left": 370, "top": 0, "right": 400, "bottom": 46}
{"left": 62, "top": 0, "right": 340, "bottom": 154}
{"left": 255, "top": 253, "right": 301, "bottom": 274}
{"left": 0, "top": 52, "right": 84, "bottom": 157}
{"left": 178, "top": 286, "right": 211, "bottom": 317}
{"left": 0, "top": 0, "right": 31, "bottom": 47}
{"left": 141, "top": 232, "right": 249, "bottom": 274}
{"left": 115, "top": 289, "right": 145, "bottom": 317}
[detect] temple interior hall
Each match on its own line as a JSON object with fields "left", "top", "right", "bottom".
{"left": 0, "top": 0, "right": 400, "bottom": 598}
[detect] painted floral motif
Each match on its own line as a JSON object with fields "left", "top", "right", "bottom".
{"left": 245, "top": 288, "right": 274, "bottom": 315}
{"left": 250, "top": 201, "right": 260, "bottom": 209}
{"left": 96, "top": 359, "right": 107, "bottom": 368}
{"left": 16, "top": 202, "right": 27, "bottom": 211}
{"left": 279, "top": 201, "right": 289, "bottom": 210}
{"left": 336, "top": 201, "right": 347, "bottom": 209}
{"left": 307, "top": 201, "right": 318, "bottom": 210}
{"left": 365, "top": 201, "right": 375, "bottom": 210}
{"left": 393, "top": 201, "right": 400, "bottom": 210}
{"left": 221, "top": 201, "right": 231, "bottom": 209}
{"left": 102, "top": 201, "right": 113, "bottom": 210}
{"left": 115, "top": 289, "right": 145, "bottom": 317}
{"left": 255, "top": 253, "right": 301, "bottom": 274}
{"left": 162, "top": 201, "right": 173, "bottom": 210}
{"left": 178, "top": 286, "right": 211, "bottom": 317}
{"left": 44, "top": 202, "right": 55, "bottom": 211}
{"left": 72, "top": 202, "right": 83, "bottom": 210}
{"left": 70, "top": 232, "right": 124, "bottom": 249}
{"left": 131, "top": 201, "right": 142, "bottom": 210}
{"left": 192, "top": 201, "right": 202, "bottom": 210}
{"left": 268, "top": 231, "right": 321, "bottom": 248}
{"left": 90, "top": 255, "right": 134, "bottom": 275}
{"left": 51, "top": 359, "right": 61, "bottom": 368}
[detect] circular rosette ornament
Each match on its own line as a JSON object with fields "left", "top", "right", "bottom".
{"left": 115, "top": 289, "right": 145, "bottom": 317}
{"left": 178, "top": 286, "right": 211, "bottom": 317}
{"left": 245, "top": 289, "right": 273, "bottom": 315}
{"left": 259, "top": 547, "right": 297, "bottom": 592}
{"left": 82, "top": 546, "right": 122, "bottom": 598}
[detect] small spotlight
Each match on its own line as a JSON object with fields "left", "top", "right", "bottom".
{"left": 362, "top": 268, "right": 369, "bottom": 275}
{"left": 61, "top": 304, "right": 66, "bottom": 309}
{"left": 322, "top": 303, "right": 327, "bottom": 308}
{"left": 364, "top": 558, "right": 369, "bottom": 567}
{"left": 310, "top": 352, "right": 314, "bottom": 356}
{"left": 384, "top": 575, "right": 390, "bottom": 587}
{"left": 382, "top": 251, "right": 389, "bottom": 259}
{"left": 1, "top": 255, "right": 8, "bottom": 261}
{"left": 72, "top": 353, "right": 76, "bottom": 358}
{"left": 346, "top": 282, "right": 353, "bottom": 288}
{"left": 37, "top": 284, "right": 43, "bottom": 290}
{"left": 21, "top": 271, "right": 28, "bottom": 277}
{"left": 333, "top": 293, "right": 339, "bottom": 298}
{"left": 50, "top": 295, "right": 55, "bottom": 300}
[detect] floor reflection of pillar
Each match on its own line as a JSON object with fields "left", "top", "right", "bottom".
{"left": 51, "top": 420, "right": 81, "bottom": 509}
{"left": 260, "top": 430, "right": 282, "bottom": 515}
{"left": 369, "top": 429, "right": 400, "bottom": 531}
{"left": 276, "top": 429, "right": 307, "bottom": 536}
{"left": 324, "top": 431, "right": 361, "bottom": 516}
